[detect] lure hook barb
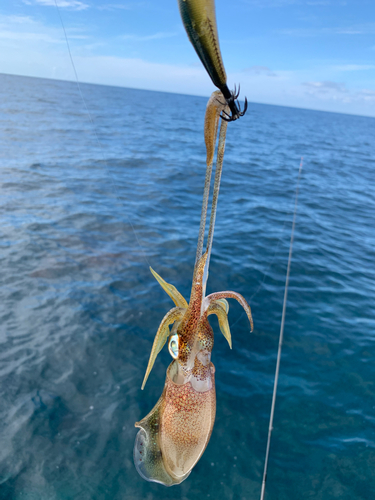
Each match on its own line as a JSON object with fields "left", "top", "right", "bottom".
{"left": 220, "top": 84, "right": 248, "bottom": 122}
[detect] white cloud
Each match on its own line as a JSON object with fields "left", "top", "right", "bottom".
{"left": 241, "top": 0, "right": 298, "bottom": 6}
{"left": 243, "top": 65, "right": 276, "bottom": 77}
{"left": 120, "top": 32, "right": 178, "bottom": 42}
{"left": 0, "top": 14, "right": 86, "bottom": 45}
{"left": 97, "top": 3, "right": 145, "bottom": 10}
{"left": 61, "top": 55, "right": 210, "bottom": 94}
{"left": 301, "top": 80, "right": 375, "bottom": 106}
{"left": 0, "top": 14, "right": 61, "bottom": 44}
{"left": 0, "top": 22, "right": 211, "bottom": 95}
{"left": 241, "top": 0, "right": 344, "bottom": 7}
{"left": 279, "top": 23, "right": 375, "bottom": 36}
{"left": 0, "top": 29, "right": 61, "bottom": 43}
{"left": 303, "top": 80, "right": 347, "bottom": 93}
{"left": 357, "top": 89, "right": 375, "bottom": 102}
{"left": 332, "top": 64, "right": 375, "bottom": 72}
{"left": 228, "top": 65, "right": 375, "bottom": 114}
{"left": 23, "top": 0, "right": 89, "bottom": 10}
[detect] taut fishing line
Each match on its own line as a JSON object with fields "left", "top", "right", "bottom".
{"left": 260, "top": 156, "right": 303, "bottom": 500}
{"left": 53, "top": 0, "right": 150, "bottom": 268}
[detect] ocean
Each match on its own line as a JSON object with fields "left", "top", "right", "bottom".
{"left": 0, "top": 72, "right": 374, "bottom": 500}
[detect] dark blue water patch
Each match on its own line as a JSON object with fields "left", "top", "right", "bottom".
{"left": 0, "top": 73, "right": 375, "bottom": 499}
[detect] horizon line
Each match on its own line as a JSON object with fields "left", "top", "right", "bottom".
{"left": 1, "top": 71, "right": 374, "bottom": 121}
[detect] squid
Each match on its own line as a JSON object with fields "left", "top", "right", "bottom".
{"left": 177, "top": 0, "right": 247, "bottom": 121}
{"left": 134, "top": 93, "right": 253, "bottom": 486}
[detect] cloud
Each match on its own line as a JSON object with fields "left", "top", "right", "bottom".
{"left": 301, "top": 80, "right": 375, "bottom": 105}
{"left": 62, "top": 55, "right": 209, "bottom": 94}
{"left": 0, "top": 21, "right": 211, "bottom": 96}
{"left": 97, "top": 3, "right": 145, "bottom": 10}
{"left": 332, "top": 64, "right": 375, "bottom": 71}
{"left": 296, "top": 79, "right": 354, "bottom": 104}
{"left": 303, "top": 80, "right": 346, "bottom": 91}
{"left": 357, "top": 89, "right": 375, "bottom": 102}
{"left": 0, "top": 13, "right": 86, "bottom": 44}
{"left": 241, "top": 0, "right": 342, "bottom": 7}
{"left": 1, "top": 15, "right": 35, "bottom": 24}
{"left": 120, "top": 32, "right": 178, "bottom": 42}
{"left": 243, "top": 65, "right": 276, "bottom": 77}
{"left": 280, "top": 23, "right": 375, "bottom": 37}
{"left": 241, "top": 0, "right": 298, "bottom": 6}
{"left": 0, "top": 29, "right": 61, "bottom": 43}
{"left": 0, "top": 14, "right": 61, "bottom": 44}
{"left": 23, "top": 0, "right": 89, "bottom": 10}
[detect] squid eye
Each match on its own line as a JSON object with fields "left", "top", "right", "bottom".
{"left": 168, "top": 334, "right": 179, "bottom": 359}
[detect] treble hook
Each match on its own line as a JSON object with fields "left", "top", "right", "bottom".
{"left": 220, "top": 84, "right": 248, "bottom": 122}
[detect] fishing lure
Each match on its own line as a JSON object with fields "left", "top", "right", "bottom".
{"left": 177, "top": 0, "right": 247, "bottom": 121}
{"left": 134, "top": 94, "right": 253, "bottom": 486}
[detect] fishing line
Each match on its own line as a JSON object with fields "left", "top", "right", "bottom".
{"left": 260, "top": 156, "right": 303, "bottom": 500}
{"left": 53, "top": 0, "right": 151, "bottom": 268}
{"left": 229, "top": 217, "right": 287, "bottom": 331}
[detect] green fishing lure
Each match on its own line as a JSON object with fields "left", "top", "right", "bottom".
{"left": 177, "top": 0, "right": 247, "bottom": 121}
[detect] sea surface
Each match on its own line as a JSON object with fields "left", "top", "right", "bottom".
{"left": 0, "top": 73, "right": 374, "bottom": 500}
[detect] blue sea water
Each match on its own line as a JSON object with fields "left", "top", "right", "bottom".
{"left": 0, "top": 72, "right": 374, "bottom": 500}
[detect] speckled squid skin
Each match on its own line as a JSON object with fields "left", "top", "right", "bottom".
{"left": 134, "top": 361, "right": 216, "bottom": 485}
{"left": 204, "top": 91, "right": 227, "bottom": 166}
{"left": 160, "top": 362, "right": 216, "bottom": 480}
{"left": 134, "top": 252, "right": 253, "bottom": 485}
{"left": 134, "top": 255, "right": 216, "bottom": 485}
{"left": 173, "top": 253, "right": 214, "bottom": 384}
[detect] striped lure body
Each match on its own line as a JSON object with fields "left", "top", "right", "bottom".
{"left": 178, "top": 0, "right": 227, "bottom": 90}
{"left": 177, "top": 0, "right": 247, "bottom": 121}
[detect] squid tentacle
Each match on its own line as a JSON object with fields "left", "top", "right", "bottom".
{"left": 195, "top": 92, "right": 228, "bottom": 271}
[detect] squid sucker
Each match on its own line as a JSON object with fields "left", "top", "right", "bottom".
{"left": 134, "top": 94, "right": 253, "bottom": 486}
{"left": 177, "top": 0, "right": 247, "bottom": 121}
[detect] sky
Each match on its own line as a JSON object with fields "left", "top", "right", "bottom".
{"left": 1, "top": 0, "right": 375, "bottom": 117}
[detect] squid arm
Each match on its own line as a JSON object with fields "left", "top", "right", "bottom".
{"left": 206, "top": 299, "right": 232, "bottom": 349}
{"left": 141, "top": 306, "right": 186, "bottom": 390}
{"left": 150, "top": 266, "right": 188, "bottom": 308}
{"left": 204, "top": 91, "right": 226, "bottom": 167}
{"left": 205, "top": 291, "right": 254, "bottom": 333}
{"left": 195, "top": 92, "right": 228, "bottom": 270}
